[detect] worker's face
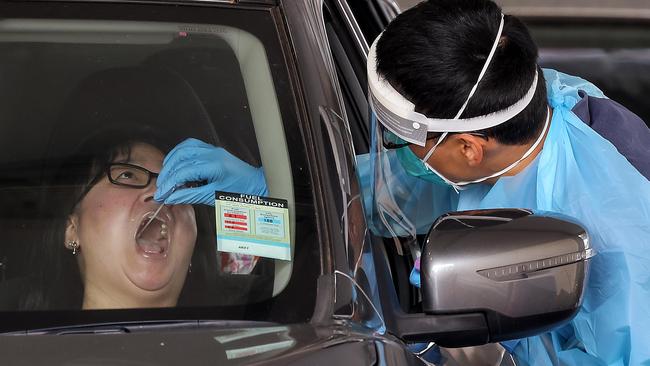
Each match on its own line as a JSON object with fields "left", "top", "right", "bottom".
{"left": 66, "top": 143, "right": 197, "bottom": 308}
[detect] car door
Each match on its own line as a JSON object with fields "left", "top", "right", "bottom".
{"left": 321, "top": 0, "right": 428, "bottom": 350}
{"left": 322, "top": 0, "right": 422, "bottom": 315}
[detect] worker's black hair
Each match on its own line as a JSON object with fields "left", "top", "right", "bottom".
{"left": 376, "top": 0, "right": 547, "bottom": 145}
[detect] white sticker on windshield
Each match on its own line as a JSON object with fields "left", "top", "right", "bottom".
{"left": 215, "top": 191, "right": 291, "bottom": 261}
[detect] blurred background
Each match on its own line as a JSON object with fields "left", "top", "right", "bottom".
{"left": 397, "top": 0, "right": 650, "bottom": 17}
{"left": 392, "top": 0, "right": 650, "bottom": 127}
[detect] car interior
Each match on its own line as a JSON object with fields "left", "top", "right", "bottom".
{"left": 0, "top": 18, "right": 296, "bottom": 311}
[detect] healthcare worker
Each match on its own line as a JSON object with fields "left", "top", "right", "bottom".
{"left": 154, "top": 0, "right": 650, "bottom": 364}
{"left": 362, "top": 1, "right": 650, "bottom": 365}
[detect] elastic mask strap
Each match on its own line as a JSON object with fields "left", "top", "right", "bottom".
{"left": 423, "top": 160, "right": 463, "bottom": 193}
{"left": 421, "top": 133, "right": 464, "bottom": 193}
{"left": 455, "top": 107, "right": 551, "bottom": 186}
{"left": 423, "top": 132, "right": 448, "bottom": 161}
{"left": 421, "top": 108, "right": 550, "bottom": 191}
{"left": 454, "top": 13, "right": 505, "bottom": 119}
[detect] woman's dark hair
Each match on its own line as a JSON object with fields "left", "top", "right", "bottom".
{"left": 376, "top": 0, "right": 547, "bottom": 145}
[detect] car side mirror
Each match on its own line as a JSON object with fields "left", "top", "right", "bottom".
{"left": 420, "top": 209, "right": 593, "bottom": 345}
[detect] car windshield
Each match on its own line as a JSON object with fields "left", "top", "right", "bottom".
{"left": 0, "top": 3, "right": 318, "bottom": 331}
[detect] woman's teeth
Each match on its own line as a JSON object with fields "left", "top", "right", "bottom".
{"left": 135, "top": 214, "right": 170, "bottom": 258}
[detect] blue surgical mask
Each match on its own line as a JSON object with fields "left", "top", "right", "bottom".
{"left": 395, "top": 144, "right": 450, "bottom": 186}
{"left": 394, "top": 108, "right": 551, "bottom": 191}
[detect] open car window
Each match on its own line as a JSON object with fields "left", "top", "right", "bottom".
{"left": 0, "top": 4, "right": 318, "bottom": 331}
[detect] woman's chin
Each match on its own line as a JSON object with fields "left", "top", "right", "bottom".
{"left": 82, "top": 269, "right": 184, "bottom": 309}
{"left": 125, "top": 266, "right": 184, "bottom": 300}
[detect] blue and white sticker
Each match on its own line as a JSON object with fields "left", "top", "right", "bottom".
{"left": 215, "top": 191, "right": 291, "bottom": 261}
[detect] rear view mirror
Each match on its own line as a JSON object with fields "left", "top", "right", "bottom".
{"left": 421, "top": 209, "right": 594, "bottom": 344}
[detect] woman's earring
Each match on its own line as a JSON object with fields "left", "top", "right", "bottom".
{"left": 65, "top": 240, "right": 80, "bottom": 255}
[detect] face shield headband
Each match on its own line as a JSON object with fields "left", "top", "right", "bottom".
{"left": 368, "top": 13, "right": 539, "bottom": 147}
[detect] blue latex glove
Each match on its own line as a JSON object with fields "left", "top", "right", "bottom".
{"left": 155, "top": 138, "right": 268, "bottom": 206}
{"left": 409, "top": 257, "right": 421, "bottom": 288}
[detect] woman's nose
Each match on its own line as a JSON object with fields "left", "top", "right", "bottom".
{"left": 141, "top": 176, "right": 159, "bottom": 202}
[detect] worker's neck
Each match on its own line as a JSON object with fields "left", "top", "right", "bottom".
{"left": 484, "top": 108, "right": 552, "bottom": 184}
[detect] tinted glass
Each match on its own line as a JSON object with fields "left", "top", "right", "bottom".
{"left": 0, "top": 3, "right": 318, "bottom": 331}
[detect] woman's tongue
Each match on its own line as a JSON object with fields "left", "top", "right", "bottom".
{"left": 136, "top": 219, "right": 168, "bottom": 256}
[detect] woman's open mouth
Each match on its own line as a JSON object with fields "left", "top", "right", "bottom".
{"left": 135, "top": 211, "right": 171, "bottom": 258}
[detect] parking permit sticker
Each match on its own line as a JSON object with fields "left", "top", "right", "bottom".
{"left": 215, "top": 191, "right": 291, "bottom": 261}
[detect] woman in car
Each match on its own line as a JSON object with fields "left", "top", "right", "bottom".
{"left": 47, "top": 129, "right": 198, "bottom": 309}
{"left": 20, "top": 67, "right": 221, "bottom": 310}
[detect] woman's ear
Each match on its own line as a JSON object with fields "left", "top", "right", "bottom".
{"left": 64, "top": 214, "right": 80, "bottom": 248}
{"left": 456, "top": 134, "right": 486, "bottom": 167}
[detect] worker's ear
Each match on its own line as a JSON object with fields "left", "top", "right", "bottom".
{"left": 455, "top": 134, "right": 487, "bottom": 167}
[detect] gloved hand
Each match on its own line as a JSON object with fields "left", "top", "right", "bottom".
{"left": 155, "top": 138, "right": 268, "bottom": 206}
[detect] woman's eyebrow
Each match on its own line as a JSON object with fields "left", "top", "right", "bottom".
{"left": 113, "top": 153, "right": 136, "bottom": 164}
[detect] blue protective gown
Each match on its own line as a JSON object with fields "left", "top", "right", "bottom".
{"left": 454, "top": 70, "right": 650, "bottom": 365}
{"left": 361, "top": 69, "right": 650, "bottom": 365}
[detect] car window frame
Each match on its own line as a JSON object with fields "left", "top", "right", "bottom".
{"left": 0, "top": 0, "right": 321, "bottom": 332}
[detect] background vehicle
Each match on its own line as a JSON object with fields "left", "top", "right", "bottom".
{"left": 0, "top": 0, "right": 589, "bottom": 364}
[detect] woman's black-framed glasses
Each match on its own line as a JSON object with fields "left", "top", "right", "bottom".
{"left": 107, "top": 163, "right": 159, "bottom": 188}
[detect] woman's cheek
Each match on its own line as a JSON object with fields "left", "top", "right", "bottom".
{"left": 79, "top": 190, "right": 138, "bottom": 241}
{"left": 176, "top": 205, "right": 197, "bottom": 244}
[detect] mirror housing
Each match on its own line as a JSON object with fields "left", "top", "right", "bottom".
{"left": 420, "top": 209, "right": 593, "bottom": 345}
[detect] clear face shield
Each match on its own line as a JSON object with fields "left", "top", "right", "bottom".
{"left": 363, "top": 109, "right": 458, "bottom": 256}
{"left": 364, "top": 13, "right": 541, "bottom": 251}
